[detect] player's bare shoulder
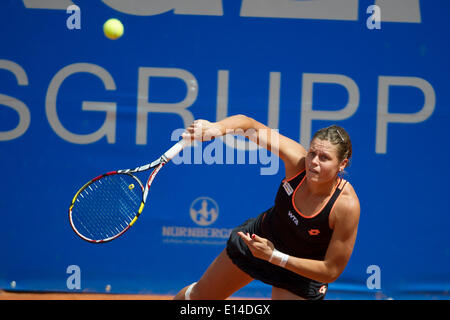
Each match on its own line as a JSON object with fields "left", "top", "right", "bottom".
{"left": 339, "top": 182, "right": 360, "bottom": 216}
{"left": 277, "top": 133, "right": 307, "bottom": 179}
{"left": 330, "top": 181, "right": 360, "bottom": 229}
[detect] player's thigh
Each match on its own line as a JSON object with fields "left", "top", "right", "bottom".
{"left": 191, "top": 249, "right": 253, "bottom": 300}
{"left": 271, "top": 286, "right": 306, "bottom": 300}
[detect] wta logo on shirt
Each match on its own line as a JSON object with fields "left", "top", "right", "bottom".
{"left": 287, "top": 210, "right": 299, "bottom": 226}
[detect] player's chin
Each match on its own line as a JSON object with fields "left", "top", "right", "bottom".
{"left": 306, "top": 168, "right": 320, "bottom": 180}
{"left": 306, "top": 170, "right": 334, "bottom": 183}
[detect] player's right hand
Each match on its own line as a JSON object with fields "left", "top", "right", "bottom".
{"left": 182, "top": 119, "right": 225, "bottom": 142}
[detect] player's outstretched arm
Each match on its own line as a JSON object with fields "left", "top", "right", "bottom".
{"left": 182, "top": 114, "right": 307, "bottom": 179}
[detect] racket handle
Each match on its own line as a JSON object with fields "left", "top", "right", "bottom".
{"left": 164, "top": 139, "right": 189, "bottom": 161}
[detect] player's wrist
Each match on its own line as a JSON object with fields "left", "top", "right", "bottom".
{"left": 212, "top": 122, "right": 226, "bottom": 136}
{"left": 269, "top": 248, "right": 289, "bottom": 268}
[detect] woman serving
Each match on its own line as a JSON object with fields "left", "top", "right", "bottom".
{"left": 174, "top": 114, "right": 360, "bottom": 300}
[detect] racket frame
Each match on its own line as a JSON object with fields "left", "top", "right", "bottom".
{"left": 69, "top": 139, "right": 188, "bottom": 243}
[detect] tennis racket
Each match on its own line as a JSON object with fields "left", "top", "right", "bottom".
{"left": 69, "top": 139, "right": 189, "bottom": 243}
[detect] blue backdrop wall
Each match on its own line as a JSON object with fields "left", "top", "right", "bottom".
{"left": 1, "top": 0, "right": 449, "bottom": 299}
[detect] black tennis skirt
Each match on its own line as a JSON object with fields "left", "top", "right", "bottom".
{"left": 225, "top": 212, "right": 328, "bottom": 300}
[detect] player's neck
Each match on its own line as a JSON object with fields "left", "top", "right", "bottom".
{"left": 305, "top": 177, "right": 338, "bottom": 196}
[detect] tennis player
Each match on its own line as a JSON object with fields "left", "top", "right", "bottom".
{"left": 174, "top": 114, "right": 360, "bottom": 300}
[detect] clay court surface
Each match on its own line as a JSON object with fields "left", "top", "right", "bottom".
{"left": 0, "top": 290, "right": 174, "bottom": 300}
{"left": 0, "top": 290, "right": 261, "bottom": 300}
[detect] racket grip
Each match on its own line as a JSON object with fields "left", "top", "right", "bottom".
{"left": 164, "top": 139, "right": 189, "bottom": 161}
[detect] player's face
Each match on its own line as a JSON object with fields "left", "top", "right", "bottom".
{"left": 305, "top": 139, "right": 342, "bottom": 183}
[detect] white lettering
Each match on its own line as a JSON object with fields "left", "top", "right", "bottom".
{"left": 216, "top": 70, "right": 280, "bottom": 152}
{"left": 300, "top": 73, "right": 359, "bottom": 148}
{"left": 3, "top": 62, "right": 437, "bottom": 157}
{"left": 22, "top": 0, "right": 422, "bottom": 24}
{"left": 288, "top": 211, "right": 298, "bottom": 226}
{"left": 66, "top": 265, "right": 81, "bottom": 290}
{"left": 101, "top": 0, "right": 223, "bottom": 16}
{"left": 162, "top": 226, "right": 232, "bottom": 238}
{"left": 241, "top": 0, "right": 358, "bottom": 21}
{"left": 46, "top": 63, "right": 117, "bottom": 144}
{"left": 366, "top": 265, "right": 381, "bottom": 290}
{"left": 23, "top": 0, "right": 74, "bottom": 9}
{"left": 0, "top": 60, "right": 30, "bottom": 141}
{"left": 376, "top": 76, "right": 435, "bottom": 154}
{"left": 136, "top": 67, "right": 196, "bottom": 145}
{"left": 375, "top": 0, "right": 421, "bottom": 23}
{"left": 66, "top": 4, "right": 81, "bottom": 30}
{"left": 366, "top": 5, "right": 381, "bottom": 30}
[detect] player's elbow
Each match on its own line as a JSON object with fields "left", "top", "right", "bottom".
{"left": 234, "top": 114, "right": 248, "bottom": 121}
{"left": 313, "top": 272, "right": 339, "bottom": 284}
{"left": 232, "top": 114, "right": 254, "bottom": 130}
{"left": 327, "top": 272, "right": 340, "bottom": 283}
{"left": 232, "top": 114, "right": 250, "bottom": 125}
{"left": 324, "top": 264, "right": 342, "bottom": 283}
{"left": 316, "top": 272, "right": 339, "bottom": 284}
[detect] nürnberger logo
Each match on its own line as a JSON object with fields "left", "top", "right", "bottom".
{"left": 190, "top": 196, "right": 219, "bottom": 226}
{"left": 161, "top": 196, "right": 231, "bottom": 246}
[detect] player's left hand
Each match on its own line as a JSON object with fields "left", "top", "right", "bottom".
{"left": 237, "top": 232, "right": 274, "bottom": 261}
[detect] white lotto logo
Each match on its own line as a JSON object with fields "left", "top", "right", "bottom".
{"left": 190, "top": 197, "right": 219, "bottom": 226}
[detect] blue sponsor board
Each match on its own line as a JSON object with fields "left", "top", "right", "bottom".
{"left": 0, "top": 0, "right": 449, "bottom": 299}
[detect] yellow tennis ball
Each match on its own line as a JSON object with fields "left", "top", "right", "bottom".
{"left": 103, "top": 18, "right": 124, "bottom": 40}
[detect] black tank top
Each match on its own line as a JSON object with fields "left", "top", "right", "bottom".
{"left": 259, "top": 169, "right": 347, "bottom": 261}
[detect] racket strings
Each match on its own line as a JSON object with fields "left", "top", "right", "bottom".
{"left": 75, "top": 177, "right": 138, "bottom": 238}
{"left": 71, "top": 174, "right": 142, "bottom": 241}
{"left": 76, "top": 182, "right": 122, "bottom": 238}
